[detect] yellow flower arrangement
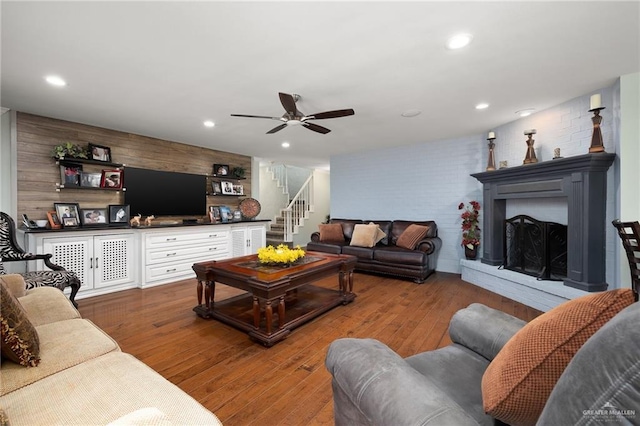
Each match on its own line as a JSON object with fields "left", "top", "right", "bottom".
{"left": 257, "top": 244, "right": 305, "bottom": 265}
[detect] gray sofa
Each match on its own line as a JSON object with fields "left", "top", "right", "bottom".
{"left": 325, "top": 301, "right": 640, "bottom": 425}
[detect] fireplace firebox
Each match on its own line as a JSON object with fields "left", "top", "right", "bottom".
{"left": 504, "top": 215, "right": 567, "bottom": 280}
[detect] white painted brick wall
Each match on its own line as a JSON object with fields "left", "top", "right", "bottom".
{"left": 330, "top": 84, "right": 620, "bottom": 286}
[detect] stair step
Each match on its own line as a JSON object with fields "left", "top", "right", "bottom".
{"left": 266, "top": 230, "right": 285, "bottom": 238}
{"left": 270, "top": 223, "right": 284, "bottom": 231}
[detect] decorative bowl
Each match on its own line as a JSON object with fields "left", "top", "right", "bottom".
{"left": 35, "top": 220, "right": 48, "bottom": 228}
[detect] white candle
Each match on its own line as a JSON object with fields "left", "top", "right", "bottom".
{"left": 524, "top": 129, "right": 537, "bottom": 135}
{"left": 488, "top": 131, "right": 495, "bottom": 139}
{"left": 590, "top": 94, "right": 602, "bottom": 110}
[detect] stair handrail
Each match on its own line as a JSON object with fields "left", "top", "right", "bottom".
{"left": 282, "top": 173, "right": 314, "bottom": 242}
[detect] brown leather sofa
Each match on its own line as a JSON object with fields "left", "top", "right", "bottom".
{"left": 307, "top": 219, "right": 442, "bottom": 283}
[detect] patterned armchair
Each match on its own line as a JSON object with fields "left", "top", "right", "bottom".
{"left": 612, "top": 219, "right": 640, "bottom": 294}
{"left": 0, "top": 212, "right": 81, "bottom": 307}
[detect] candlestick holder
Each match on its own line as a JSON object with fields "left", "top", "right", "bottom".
{"left": 588, "top": 107, "right": 606, "bottom": 153}
{"left": 523, "top": 132, "right": 538, "bottom": 164}
{"left": 486, "top": 137, "right": 496, "bottom": 171}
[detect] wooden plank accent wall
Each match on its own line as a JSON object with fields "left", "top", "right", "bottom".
{"left": 16, "top": 112, "right": 252, "bottom": 221}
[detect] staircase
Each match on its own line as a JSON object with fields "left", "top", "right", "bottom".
{"left": 265, "top": 168, "right": 314, "bottom": 247}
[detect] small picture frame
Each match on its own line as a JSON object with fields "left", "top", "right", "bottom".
{"left": 54, "top": 203, "right": 80, "bottom": 228}
{"left": 89, "top": 144, "right": 112, "bottom": 162}
{"left": 211, "top": 181, "right": 222, "bottom": 195}
{"left": 60, "top": 165, "right": 82, "bottom": 187}
{"left": 221, "top": 181, "right": 235, "bottom": 195}
{"left": 213, "top": 164, "right": 229, "bottom": 176}
{"left": 219, "top": 206, "right": 231, "bottom": 223}
{"left": 101, "top": 169, "right": 122, "bottom": 189}
{"left": 80, "top": 208, "right": 108, "bottom": 226}
{"left": 47, "top": 210, "right": 62, "bottom": 230}
{"left": 208, "top": 205, "right": 221, "bottom": 223}
{"left": 80, "top": 172, "right": 102, "bottom": 188}
{"left": 233, "top": 184, "right": 244, "bottom": 195}
{"left": 109, "top": 205, "right": 130, "bottom": 224}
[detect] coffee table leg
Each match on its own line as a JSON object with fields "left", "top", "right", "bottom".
{"left": 205, "top": 280, "right": 216, "bottom": 310}
{"left": 265, "top": 300, "right": 273, "bottom": 335}
{"left": 197, "top": 280, "right": 203, "bottom": 305}
{"left": 278, "top": 296, "right": 285, "bottom": 329}
{"left": 253, "top": 296, "right": 260, "bottom": 329}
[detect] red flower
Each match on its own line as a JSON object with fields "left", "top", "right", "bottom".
{"left": 458, "top": 201, "right": 481, "bottom": 248}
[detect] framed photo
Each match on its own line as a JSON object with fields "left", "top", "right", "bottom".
{"left": 219, "top": 206, "right": 231, "bottom": 223}
{"left": 89, "top": 144, "right": 112, "bottom": 162}
{"left": 214, "top": 164, "right": 229, "bottom": 176}
{"left": 101, "top": 169, "right": 122, "bottom": 189}
{"left": 80, "top": 208, "right": 108, "bottom": 226}
{"left": 60, "top": 165, "right": 82, "bottom": 187}
{"left": 233, "top": 184, "right": 244, "bottom": 195}
{"left": 80, "top": 172, "right": 102, "bottom": 188}
{"left": 54, "top": 203, "right": 80, "bottom": 228}
{"left": 221, "top": 181, "right": 234, "bottom": 195}
{"left": 47, "top": 210, "right": 62, "bottom": 230}
{"left": 109, "top": 205, "right": 130, "bottom": 224}
{"left": 211, "top": 181, "right": 222, "bottom": 195}
{"left": 208, "top": 205, "right": 221, "bottom": 223}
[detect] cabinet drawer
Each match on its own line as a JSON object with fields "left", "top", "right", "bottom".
{"left": 146, "top": 244, "right": 229, "bottom": 265}
{"left": 146, "top": 230, "right": 229, "bottom": 248}
{"left": 144, "top": 251, "right": 229, "bottom": 283}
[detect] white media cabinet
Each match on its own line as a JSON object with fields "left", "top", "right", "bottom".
{"left": 19, "top": 221, "right": 268, "bottom": 301}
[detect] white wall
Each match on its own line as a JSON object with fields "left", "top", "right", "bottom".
{"left": 331, "top": 83, "right": 622, "bottom": 283}
{"left": 256, "top": 165, "right": 287, "bottom": 222}
{"left": 0, "top": 110, "right": 16, "bottom": 216}
{"left": 293, "top": 169, "right": 330, "bottom": 247}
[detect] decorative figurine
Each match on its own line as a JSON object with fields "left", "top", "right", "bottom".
{"left": 144, "top": 215, "right": 155, "bottom": 227}
{"left": 499, "top": 160, "right": 508, "bottom": 169}
{"left": 523, "top": 130, "right": 538, "bottom": 164}
{"left": 553, "top": 147, "right": 562, "bottom": 159}
{"left": 130, "top": 214, "right": 142, "bottom": 227}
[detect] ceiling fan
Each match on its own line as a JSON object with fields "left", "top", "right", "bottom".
{"left": 231, "top": 92, "right": 355, "bottom": 134}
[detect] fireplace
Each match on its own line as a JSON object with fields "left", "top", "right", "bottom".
{"left": 472, "top": 153, "right": 615, "bottom": 292}
{"left": 504, "top": 215, "right": 567, "bottom": 280}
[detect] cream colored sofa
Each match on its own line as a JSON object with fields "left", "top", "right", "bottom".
{"left": 0, "top": 274, "right": 222, "bottom": 426}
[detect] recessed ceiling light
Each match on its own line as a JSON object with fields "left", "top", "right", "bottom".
{"left": 475, "top": 103, "right": 489, "bottom": 110}
{"left": 45, "top": 75, "right": 67, "bottom": 87}
{"left": 446, "top": 33, "right": 473, "bottom": 50}
{"left": 203, "top": 120, "right": 215, "bottom": 128}
{"left": 281, "top": 142, "right": 290, "bottom": 148}
{"left": 401, "top": 109, "right": 421, "bottom": 118}
{"left": 516, "top": 109, "right": 535, "bottom": 117}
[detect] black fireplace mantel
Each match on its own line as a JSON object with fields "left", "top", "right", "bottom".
{"left": 471, "top": 153, "right": 616, "bottom": 292}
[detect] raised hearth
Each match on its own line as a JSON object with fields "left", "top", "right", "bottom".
{"left": 472, "top": 153, "right": 615, "bottom": 292}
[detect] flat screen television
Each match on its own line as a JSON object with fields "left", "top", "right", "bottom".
{"left": 124, "top": 167, "right": 206, "bottom": 217}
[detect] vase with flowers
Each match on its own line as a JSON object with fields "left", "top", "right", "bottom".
{"left": 257, "top": 244, "right": 305, "bottom": 267}
{"left": 458, "top": 200, "right": 481, "bottom": 260}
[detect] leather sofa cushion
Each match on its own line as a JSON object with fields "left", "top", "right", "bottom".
{"left": 330, "top": 219, "right": 364, "bottom": 241}
{"left": 373, "top": 247, "right": 428, "bottom": 266}
{"left": 306, "top": 242, "right": 346, "bottom": 255}
{"left": 481, "top": 288, "right": 636, "bottom": 426}
{"left": 342, "top": 245, "right": 375, "bottom": 260}
{"left": 319, "top": 223, "right": 345, "bottom": 242}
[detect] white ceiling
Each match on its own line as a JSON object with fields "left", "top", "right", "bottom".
{"left": 2, "top": 1, "right": 639, "bottom": 169}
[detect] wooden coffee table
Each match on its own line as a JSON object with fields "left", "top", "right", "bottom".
{"left": 192, "top": 251, "right": 356, "bottom": 346}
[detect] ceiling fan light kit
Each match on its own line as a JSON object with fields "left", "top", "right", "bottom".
{"left": 231, "top": 92, "right": 355, "bottom": 134}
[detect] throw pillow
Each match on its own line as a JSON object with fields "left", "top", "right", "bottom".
{"left": 368, "top": 222, "right": 387, "bottom": 245}
{"left": 350, "top": 224, "right": 382, "bottom": 248}
{"left": 0, "top": 280, "right": 41, "bottom": 367}
{"left": 319, "top": 223, "right": 345, "bottom": 243}
{"left": 481, "top": 288, "right": 636, "bottom": 426}
{"left": 395, "top": 224, "right": 430, "bottom": 250}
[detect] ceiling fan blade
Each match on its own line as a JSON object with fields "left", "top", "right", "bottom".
{"left": 266, "top": 123, "right": 288, "bottom": 134}
{"left": 279, "top": 92, "right": 298, "bottom": 117}
{"left": 231, "top": 114, "right": 281, "bottom": 120}
{"left": 303, "top": 122, "right": 331, "bottom": 134}
{"left": 306, "top": 109, "right": 355, "bottom": 120}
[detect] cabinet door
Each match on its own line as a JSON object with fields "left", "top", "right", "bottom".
{"left": 94, "top": 234, "right": 136, "bottom": 289}
{"left": 231, "top": 228, "right": 248, "bottom": 257}
{"left": 43, "top": 236, "right": 94, "bottom": 290}
{"left": 248, "top": 226, "right": 266, "bottom": 254}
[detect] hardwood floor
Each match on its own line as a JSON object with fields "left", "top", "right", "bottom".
{"left": 78, "top": 272, "right": 541, "bottom": 425}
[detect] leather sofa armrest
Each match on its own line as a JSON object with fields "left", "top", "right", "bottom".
{"left": 310, "top": 232, "right": 320, "bottom": 243}
{"left": 326, "top": 338, "right": 480, "bottom": 425}
{"left": 448, "top": 303, "right": 527, "bottom": 361}
{"left": 416, "top": 237, "right": 442, "bottom": 255}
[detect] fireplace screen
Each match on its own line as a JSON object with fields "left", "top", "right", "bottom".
{"left": 504, "top": 215, "right": 567, "bottom": 280}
